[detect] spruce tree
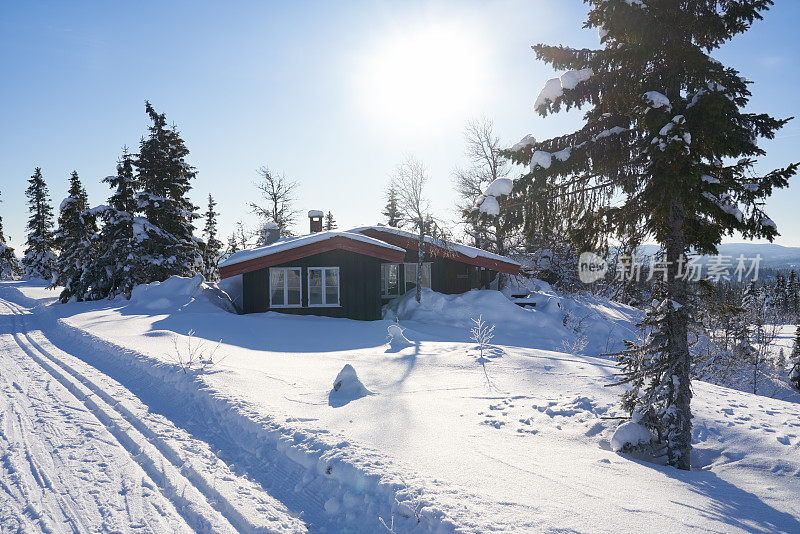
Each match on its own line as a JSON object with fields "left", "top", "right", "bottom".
{"left": 93, "top": 149, "right": 140, "bottom": 299}
{"left": 22, "top": 167, "right": 57, "bottom": 281}
{"left": 495, "top": 1, "right": 796, "bottom": 469}
{"left": 0, "top": 192, "right": 22, "bottom": 279}
{"left": 324, "top": 211, "right": 337, "bottom": 231}
{"left": 790, "top": 324, "right": 800, "bottom": 390}
{"left": 382, "top": 186, "right": 403, "bottom": 227}
{"left": 53, "top": 171, "right": 98, "bottom": 301}
{"left": 201, "top": 194, "right": 222, "bottom": 281}
{"left": 134, "top": 101, "right": 203, "bottom": 282}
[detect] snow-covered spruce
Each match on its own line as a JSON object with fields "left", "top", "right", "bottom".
{"left": 53, "top": 171, "right": 98, "bottom": 302}
{"left": 504, "top": 0, "right": 797, "bottom": 471}
{"left": 0, "top": 199, "right": 22, "bottom": 279}
{"left": 133, "top": 102, "right": 204, "bottom": 285}
{"left": 22, "top": 167, "right": 57, "bottom": 281}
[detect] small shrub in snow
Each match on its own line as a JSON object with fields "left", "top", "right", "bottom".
{"left": 470, "top": 315, "right": 496, "bottom": 360}
{"left": 167, "top": 329, "right": 225, "bottom": 374}
{"left": 379, "top": 479, "right": 425, "bottom": 533}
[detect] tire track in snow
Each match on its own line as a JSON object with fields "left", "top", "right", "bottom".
{"left": 0, "top": 296, "right": 306, "bottom": 534}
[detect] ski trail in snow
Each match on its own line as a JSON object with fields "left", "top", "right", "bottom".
{"left": 0, "top": 297, "right": 306, "bottom": 533}
{"left": 0, "top": 316, "right": 193, "bottom": 532}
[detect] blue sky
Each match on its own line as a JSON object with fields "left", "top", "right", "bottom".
{"left": 1, "top": 0, "right": 798, "bottom": 248}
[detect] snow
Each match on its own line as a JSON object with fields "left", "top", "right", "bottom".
{"left": 610, "top": 421, "right": 652, "bottom": 452}
{"left": 530, "top": 150, "right": 553, "bottom": 170}
{"left": 307, "top": 210, "right": 324, "bottom": 218}
{"left": 478, "top": 195, "right": 500, "bottom": 216}
{"left": 534, "top": 69, "right": 593, "bottom": 110}
{"left": 349, "top": 225, "right": 521, "bottom": 266}
{"left": 219, "top": 230, "right": 405, "bottom": 269}
{"left": 644, "top": 91, "right": 671, "bottom": 110}
{"left": 552, "top": 147, "right": 572, "bottom": 161}
{"left": 329, "top": 364, "right": 372, "bottom": 407}
{"left": 483, "top": 177, "right": 514, "bottom": 197}
{"left": 534, "top": 77, "right": 563, "bottom": 110}
{"left": 2, "top": 278, "right": 800, "bottom": 533}
{"left": 761, "top": 217, "right": 778, "bottom": 230}
{"left": 702, "top": 174, "right": 720, "bottom": 184}
{"left": 509, "top": 133, "right": 536, "bottom": 152}
{"left": 559, "top": 68, "right": 593, "bottom": 90}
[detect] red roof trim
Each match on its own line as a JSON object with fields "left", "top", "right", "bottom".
{"left": 359, "top": 229, "right": 520, "bottom": 275}
{"left": 219, "top": 236, "right": 405, "bottom": 278}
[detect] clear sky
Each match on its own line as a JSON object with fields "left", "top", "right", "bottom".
{"left": 1, "top": 0, "right": 798, "bottom": 249}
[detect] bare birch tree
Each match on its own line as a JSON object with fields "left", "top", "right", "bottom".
{"left": 454, "top": 118, "right": 512, "bottom": 288}
{"left": 249, "top": 167, "right": 299, "bottom": 241}
{"left": 393, "top": 157, "right": 430, "bottom": 303}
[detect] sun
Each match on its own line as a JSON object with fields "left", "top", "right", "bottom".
{"left": 355, "top": 22, "right": 490, "bottom": 135}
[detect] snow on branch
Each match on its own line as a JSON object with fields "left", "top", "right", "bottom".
{"left": 534, "top": 68, "right": 593, "bottom": 111}
{"left": 643, "top": 91, "right": 671, "bottom": 111}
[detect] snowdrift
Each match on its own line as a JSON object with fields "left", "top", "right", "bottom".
{"left": 127, "top": 274, "right": 237, "bottom": 314}
{"left": 386, "top": 284, "right": 640, "bottom": 356}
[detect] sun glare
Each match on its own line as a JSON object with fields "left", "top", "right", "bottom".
{"left": 356, "top": 23, "right": 490, "bottom": 135}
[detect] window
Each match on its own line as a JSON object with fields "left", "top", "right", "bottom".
{"left": 308, "top": 267, "right": 340, "bottom": 307}
{"left": 381, "top": 263, "right": 400, "bottom": 297}
{"left": 270, "top": 267, "right": 301, "bottom": 307}
{"left": 381, "top": 262, "right": 431, "bottom": 297}
{"left": 403, "top": 262, "right": 431, "bottom": 293}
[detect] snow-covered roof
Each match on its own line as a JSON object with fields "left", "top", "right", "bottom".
{"left": 219, "top": 230, "right": 405, "bottom": 268}
{"left": 307, "top": 210, "right": 324, "bottom": 218}
{"left": 349, "top": 225, "right": 521, "bottom": 267}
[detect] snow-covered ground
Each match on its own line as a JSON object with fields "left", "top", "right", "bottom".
{"left": 1, "top": 278, "right": 799, "bottom": 533}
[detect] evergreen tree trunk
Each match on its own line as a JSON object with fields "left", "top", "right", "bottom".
{"left": 665, "top": 199, "right": 692, "bottom": 470}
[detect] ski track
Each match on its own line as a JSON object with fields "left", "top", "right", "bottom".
{"left": 0, "top": 296, "right": 306, "bottom": 533}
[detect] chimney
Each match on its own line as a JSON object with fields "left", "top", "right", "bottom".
{"left": 263, "top": 222, "right": 280, "bottom": 245}
{"left": 308, "top": 210, "right": 324, "bottom": 233}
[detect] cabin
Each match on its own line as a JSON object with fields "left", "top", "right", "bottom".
{"left": 218, "top": 212, "right": 520, "bottom": 321}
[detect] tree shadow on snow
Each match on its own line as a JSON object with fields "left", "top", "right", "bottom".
{"left": 631, "top": 458, "right": 800, "bottom": 532}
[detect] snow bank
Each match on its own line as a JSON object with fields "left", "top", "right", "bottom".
{"left": 128, "top": 274, "right": 236, "bottom": 314}
{"left": 611, "top": 421, "right": 652, "bottom": 452}
{"left": 389, "top": 288, "right": 552, "bottom": 332}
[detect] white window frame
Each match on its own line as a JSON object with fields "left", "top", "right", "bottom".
{"left": 382, "top": 262, "right": 432, "bottom": 297}
{"left": 269, "top": 267, "right": 302, "bottom": 308}
{"left": 381, "top": 263, "right": 401, "bottom": 297}
{"left": 307, "top": 266, "right": 341, "bottom": 307}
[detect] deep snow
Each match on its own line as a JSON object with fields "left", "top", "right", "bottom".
{"left": 1, "top": 277, "right": 799, "bottom": 533}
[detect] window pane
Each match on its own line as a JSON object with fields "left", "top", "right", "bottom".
{"left": 326, "top": 285, "right": 338, "bottom": 305}
{"left": 309, "top": 286, "right": 323, "bottom": 305}
{"left": 270, "top": 269, "right": 284, "bottom": 289}
{"left": 309, "top": 269, "right": 322, "bottom": 287}
{"left": 287, "top": 288, "right": 301, "bottom": 305}
{"left": 405, "top": 263, "right": 417, "bottom": 293}
{"left": 387, "top": 264, "right": 399, "bottom": 295}
{"left": 287, "top": 268, "right": 301, "bottom": 288}
{"left": 422, "top": 263, "right": 432, "bottom": 288}
{"left": 325, "top": 269, "right": 338, "bottom": 287}
{"left": 271, "top": 288, "right": 284, "bottom": 306}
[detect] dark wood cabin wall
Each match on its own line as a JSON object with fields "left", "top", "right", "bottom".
{"left": 241, "top": 250, "right": 385, "bottom": 320}
{"left": 401, "top": 250, "right": 494, "bottom": 294}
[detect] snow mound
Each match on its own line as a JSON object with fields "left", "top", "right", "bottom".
{"left": 329, "top": 364, "right": 372, "bottom": 407}
{"left": 611, "top": 421, "right": 652, "bottom": 452}
{"left": 127, "top": 274, "right": 236, "bottom": 314}
{"left": 389, "top": 288, "right": 552, "bottom": 332}
{"left": 387, "top": 323, "right": 413, "bottom": 349}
